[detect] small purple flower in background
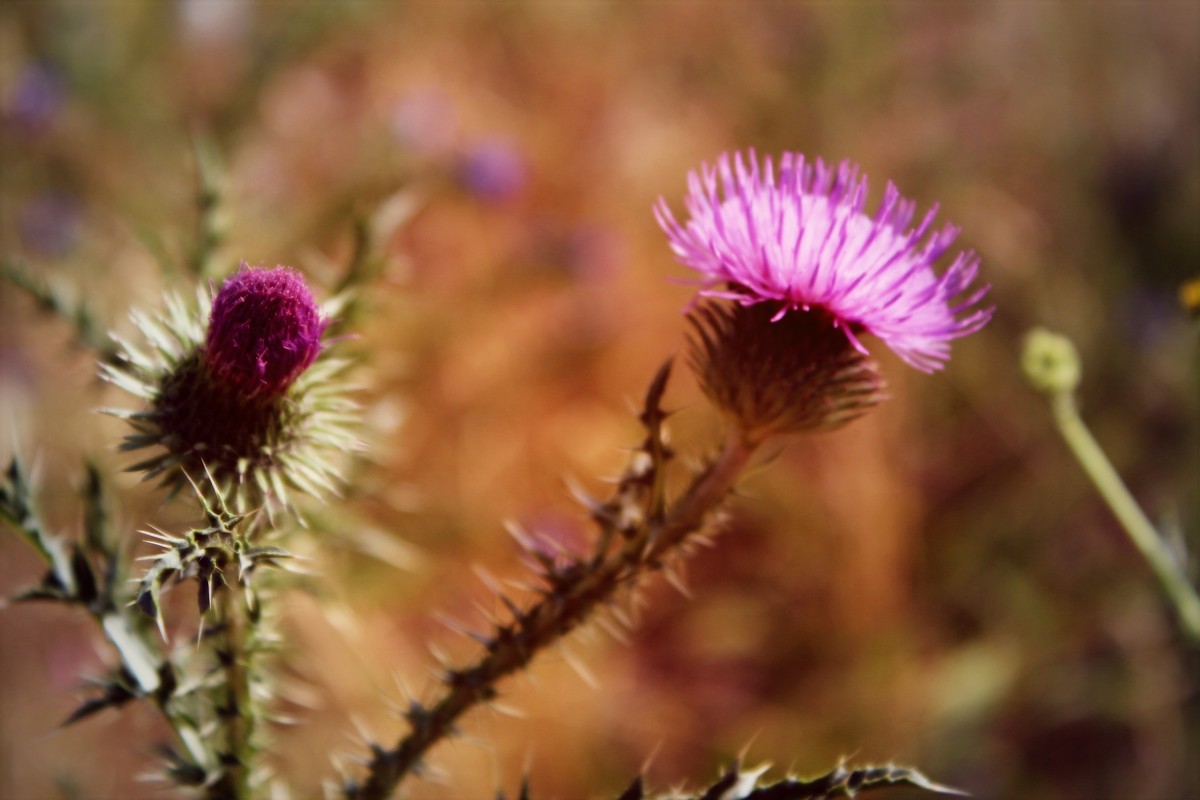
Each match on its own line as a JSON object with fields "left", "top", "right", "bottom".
{"left": 656, "top": 150, "right": 992, "bottom": 373}
{"left": 206, "top": 264, "right": 326, "bottom": 398}
{"left": 5, "top": 62, "right": 64, "bottom": 135}
{"left": 456, "top": 136, "right": 528, "bottom": 204}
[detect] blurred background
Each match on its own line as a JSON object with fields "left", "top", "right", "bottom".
{"left": 1, "top": 1, "right": 1197, "bottom": 798}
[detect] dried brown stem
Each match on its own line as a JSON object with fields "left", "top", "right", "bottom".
{"left": 344, "top": 367, "right": 757, "bottom": 800}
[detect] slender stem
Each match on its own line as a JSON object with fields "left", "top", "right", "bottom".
{"left": 650, "top": 428, "right": 755, "bottom": 561}
{"left": 215, "top": 583, "right": 254, "bottom": 799}
{"left": 345, "top": 430, "right": 759, "bottom": 800}
{"left": 1051, "top": 392, "right": 1200, "bottom": 643}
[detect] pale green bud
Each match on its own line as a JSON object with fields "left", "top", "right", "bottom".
{"left": 1021, "top": 328, "right": 1081, "bottom": 395}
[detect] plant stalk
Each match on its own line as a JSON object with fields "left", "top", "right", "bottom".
{"left": 214, "top": 582, "right": 255, "bottom": 799}
{"left": 1050, "top": 392, "right": 1200, "bottom": 643}
{"left": 345, "top": 428, "right": 758, "bottom": 799}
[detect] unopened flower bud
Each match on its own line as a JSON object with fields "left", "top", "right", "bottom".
{"left": 1021, "top": 327, "right": 1081, "bottom": 396}
{"left": 206, "top": 265, "right": 326, "bottom": 398}
{"left": 103, "top": 265, "right": 355, "bottom": 516}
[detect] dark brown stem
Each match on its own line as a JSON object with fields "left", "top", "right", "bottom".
{"left": 649, "top": 427, "right": 755, "bottom": 561}
{"left": 344, "top": 430, "right": 758, "bottom": 800}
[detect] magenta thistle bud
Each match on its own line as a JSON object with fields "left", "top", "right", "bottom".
{"left": 102, "top": 267, "right": 357, "bottom": 517}
{"left": 206, "top": 264, "right": 326, "bottom": 398}
{"left": 655, "top": 150, "right": 992, "bottom": 373}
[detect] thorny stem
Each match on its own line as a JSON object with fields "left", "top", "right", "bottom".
{"left": 345, "top": 418, "right": 759, "bottom": 799}
{"left": 649, "top": 427, "right": 755, "bottom": 562}
{"left": 1050, "top": 392, "right": 1200, "bottom": 643}
{"left": 213, "top": 582, "right": 255, "bottom": 800}
{"left": 1, "top": 458, "right": 220, "bottom": 784}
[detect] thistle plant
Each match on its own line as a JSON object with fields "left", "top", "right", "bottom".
{"left": 3, "top": 149, "right": 991, "bottom": 799}
{"left": 341, "top": 150, "right": 991, "bottom": 798}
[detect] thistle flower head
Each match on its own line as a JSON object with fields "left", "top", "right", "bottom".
{"left": 658, "top": 150, "right": 991, "bottom": 438}
{"left": 206, "top": 264, "right": 326, "bottom": 398}
{"left": 102, "top": 266, "right": 357, "bottom": 518}
{"left": 655, "top": 150, "right": 992, "bottom": 373}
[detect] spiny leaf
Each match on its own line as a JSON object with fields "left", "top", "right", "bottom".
{"left": 677, "top": 762, "right": 966, "bottom": 800}
{"left": 640, "top": 359, "right": 673, "bottom": 428}
{"left": 81, "top": 461, "right": 125, "bottom": 607}
{"left": 760, "top": 762, "right": 967, "bottom": 799}
{"left": 11, "top": 582, "right": 72, "bottom": 603}
{"left": 60, "top": 674, "right": 138, "bottom": 727}
{"left": 82, "top": 461, "right": 114, "bottom": 559}
{"left": 697, "top": 766, "right": 738, "bottom": 800}
{"left": 243, "top": 545, "right": 293, "bottom": 562}
{"left": 68, "top": 544, "right": 99, "bottom": 606}
{"left": 136, "top": 548, "right": 184, "bottom": 636}
{"left": 100, "top": 612, "right": 163, "bottom": 694}
{"left": 9, "top": 542, "right": 77, "bottom": 603}
{"left": 156, "top": 743, "right": 212, "bottom": 788}
{"left": 612, "top": 762, "right": 963, "bottom": 800}
{"left": 1, "top": 457, "right": 75, "bottom": 590}
{"left": 0, "top": 456, "right": 37, "bottom": 535}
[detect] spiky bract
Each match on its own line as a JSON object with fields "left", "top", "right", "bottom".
{"left": 135, "top": 494, "right": 290, "bottom": 634}
{"left": 689, "top": 302, "right": 886, "bottom": 442}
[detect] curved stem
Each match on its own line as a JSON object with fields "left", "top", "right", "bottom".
{"left": 345, "top": 430, "right": 758, "bottom": 800}
{"left": 1051, "top": 392, "right": 1200, "bottom": 643}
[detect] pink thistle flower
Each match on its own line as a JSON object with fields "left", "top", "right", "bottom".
{"left": 206, "top": 264, "right": 326, "bottom": 398}
{"left": 655, "top": 150, "right": 992, "bottom": 372}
